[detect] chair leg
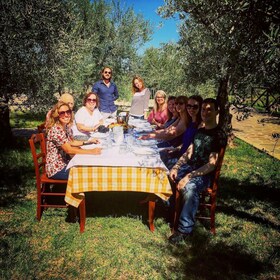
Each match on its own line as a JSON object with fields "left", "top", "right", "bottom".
{"left": 148, "top": 201, "right": 155, "bottom": 232}
{"left": 79, "top": 198, "right": 86, "bottom": 233}
{"left": 210, "top": 197, "right": 216, "bottom": 235}
{"left": 37, "top": 191, "right": 43, "bottom": 221}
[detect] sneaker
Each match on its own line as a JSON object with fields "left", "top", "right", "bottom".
{"left": 168, "top": 231, "right": 192, "bottom": 244}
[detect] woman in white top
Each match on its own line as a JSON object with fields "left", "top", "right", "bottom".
{"left": 129, "top": 76, "right": 151, "bottom": 120}
{"left": 72, "top": 92, "right": 103, "bottom": 141}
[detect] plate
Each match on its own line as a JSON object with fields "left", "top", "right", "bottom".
{"left": 133, "top": 147, "right": 157, "bottom": 156}
{"left": 139, "top": 139, "right": 157, "bottom": 146}
{"left": 90, "top": 132, "right": 108, "bottom": 139}
{"left": 81, "top": 144, "right": 102, "bottom": 150}
{"left": 134, "top": 127, "right": 153, "bottom": 133}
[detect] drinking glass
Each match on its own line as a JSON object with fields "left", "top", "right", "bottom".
{"left": 113, "top": 126, "right": 124, "bottom": 145}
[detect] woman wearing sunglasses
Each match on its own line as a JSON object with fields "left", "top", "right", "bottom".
{"left": 141, "top": 95, "right": 189, "bottom": 147}
{"left": 72, "top": 92, "right": 104, "bottom": 141}
{"left": 46, "top": 101, "right": 102, "bottom": 180}
{"left": 160, "top": 95, "right": 203, "bottom": 170}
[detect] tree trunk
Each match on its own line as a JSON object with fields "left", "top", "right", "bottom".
{"left": 217, "top": 76, "right": 234, "bottom": 145}
{"left": 0, "top": 99, "right": 14, "bottom": 147}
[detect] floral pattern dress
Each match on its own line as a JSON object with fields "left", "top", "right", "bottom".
{"left": 46, "top": 125, "right": 73, "bottom": 178}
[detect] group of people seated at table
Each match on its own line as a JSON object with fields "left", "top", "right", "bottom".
{"left": 43, "top": 66, "right": 227, "bottom": 245}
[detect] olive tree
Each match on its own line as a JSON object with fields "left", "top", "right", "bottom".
{"left": 0, "top": 0, "right": 152, "bottom": 146}
{"left": 158, "top": 0, "right": 280, "bottom": 133}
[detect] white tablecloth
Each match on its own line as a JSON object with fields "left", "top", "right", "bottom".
{"left": 67, "top": 144, "right": 167, "bottom": 170}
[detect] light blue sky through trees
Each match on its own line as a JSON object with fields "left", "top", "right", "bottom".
{"left": 124, "top": 0, "right": 179, "bottom": 53}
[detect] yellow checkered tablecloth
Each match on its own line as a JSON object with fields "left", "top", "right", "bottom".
{"left": 65, "top": 166, "right": 172, "bottom": 208}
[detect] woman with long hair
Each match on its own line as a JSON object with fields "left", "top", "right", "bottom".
{"left": 129, "top": 75, "right": 151, "bottom": 120}
{"left": 142, "top": 95, "right": 190, "bottom": 147}
{"left": 161, "top": 95, "right": 203, "bottom": 170}
{"left": 46, "top": 101, "right": 101, "bottom": 180}
{"left": 164, "top": 96, "right": 178, "bottom": 128}
{"left": 147, "top": 90, "right": 168, "bottom": 129}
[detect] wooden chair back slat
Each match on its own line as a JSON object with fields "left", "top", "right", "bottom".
{"left": 29, "top": 133, "right": 85, "bottom": 233}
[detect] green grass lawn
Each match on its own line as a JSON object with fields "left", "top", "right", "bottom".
{"left": 0, "top": 137, "right": 279, "bottom": 279}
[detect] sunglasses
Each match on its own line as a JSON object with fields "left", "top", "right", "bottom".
{"left": 104, "top": 71, "right": 111, "bottom": 74}
{"left": 58, "top": 109, "right": 72, "bottom": 117}
{"left": 87, "top": 98, "right": 97, "bottom": 103}
{"left": 187, "top": 104, "right": 199, "bottom": 110}
{"left": 175, "top": 102, "right": 185, "bottom": 105}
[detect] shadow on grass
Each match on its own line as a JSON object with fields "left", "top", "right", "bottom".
{"left": 0, "top": 139, "right": 35, "bottom": 207}
{"left": 218, "top": 177, "right": 280, "bottom": 231}
{"left": 83, "top": 191, "right": 169, "bottom": 229}
{"left": 0, "top": 167, "right": 34, "bottom": 207}
{"left": 167, "top": 232, "right": 272, "bottom": 279}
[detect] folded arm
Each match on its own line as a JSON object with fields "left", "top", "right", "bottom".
{"left": 177, "top": 151, "right": 219, "bottom": 190}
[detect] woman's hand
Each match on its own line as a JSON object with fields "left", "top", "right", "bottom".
{"left": 152, "top": 118, "right": 158, "bottom": 126}
{"left": 92, "top": 124, "right": 100, "bottom": 132}
{"left": 88, "top": 137, "right": 100, "bottom": 144}
{"left": 139, "top": 134, "right": 150, "bottom": 140}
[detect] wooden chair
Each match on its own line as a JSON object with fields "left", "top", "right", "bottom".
{"left": 174, "top": 147, "right": 226, "bottom": 234}
{"left": 37, "top": 122, "right": 46, "bottom": 133}
{"left": 29, "top": 133, "right": 85, "bottom": 232}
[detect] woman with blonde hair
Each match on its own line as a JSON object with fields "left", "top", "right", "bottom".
{"left": 147, "top": 90, "right": 168, "bottom": 129}
{"left": 46, "top": 101, "right": 101, "bottom": 180}
{"left": 129, "top": 75, "right": 151, "bottom": 120}
{"left": 142, "top": 95, "right": 190, "bottom": 147}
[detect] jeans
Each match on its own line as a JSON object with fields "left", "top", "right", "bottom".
{"left": 50, "top": 166, "right": 70, "bottom": 180}
{"left": 176, "top": 164, "right": 211, "bottom": 234}
{"left": 157, "top": 141, "right": 172, "bottom": 148}
{"left": 160, "top": 149, "right": 181, "bottom": 170}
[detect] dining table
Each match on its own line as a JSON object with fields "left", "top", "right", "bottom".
{"left": 65, "top": 119, "right": 173, "bottom": 232}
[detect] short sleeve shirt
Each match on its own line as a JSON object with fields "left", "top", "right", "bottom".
{"left": 92, "top": 80, "right": 119, "bottom": 113}
{"left": 46, "top": 125, "right": 72, "bottom": 177}
{"left": 188, "top": 126, "right": 227, "bottom": 169}
{"left": 72, "top": 106, "right": 103, "bottom": 137}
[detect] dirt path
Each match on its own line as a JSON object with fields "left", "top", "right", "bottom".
{"left": 231, "top": 108, "right": 280, "bottom": 160}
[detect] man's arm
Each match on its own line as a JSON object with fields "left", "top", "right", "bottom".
{"left": 177, "top": 151, "right": 219, "bottom": 190}
{"left": 173, "top": 144, "right": 194, "bottom": 171}
{"left": 92, "top": 82, "right": 99, "bottom": 93}
{"left": 113, "top": 84, "right": 119, "bottom": 100}
{"left": 169, "top": 144, "right": 194, "bottom": 182}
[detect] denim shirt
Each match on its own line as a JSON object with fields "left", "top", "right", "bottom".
{"left": 92, "top": 80, "right": 119, "bottom": 113}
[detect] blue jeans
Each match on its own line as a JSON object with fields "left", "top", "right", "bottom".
{"left": 176, "top": 164, "right": 211, "bottom": 234}
{"left": 50, "top": 166, "right": 70, "bottom": 180}
{"left": 160, "top": 149, "right": 181, "bottom": 170}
